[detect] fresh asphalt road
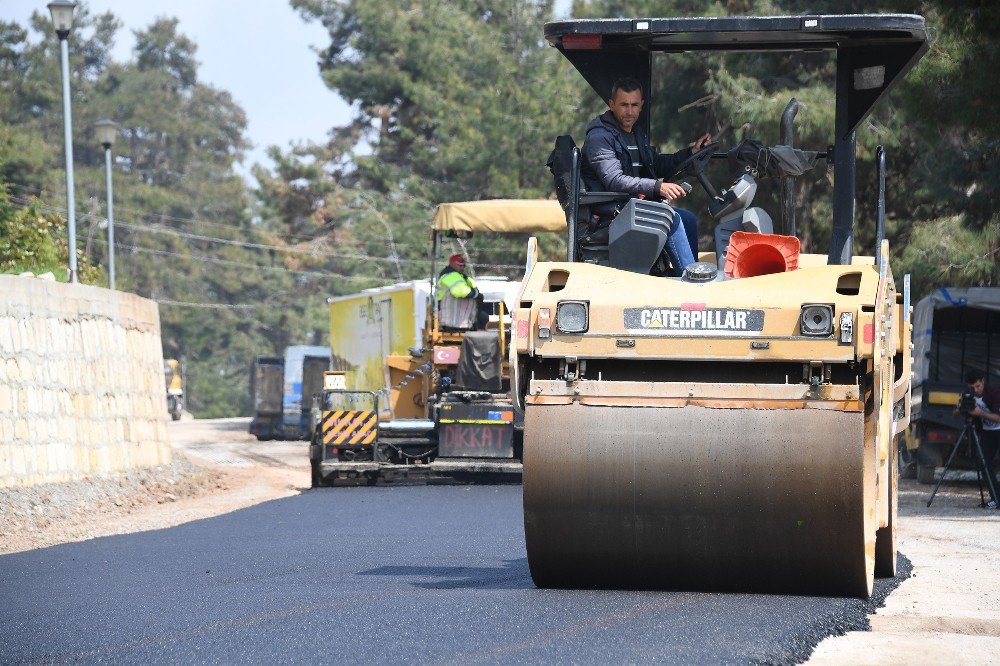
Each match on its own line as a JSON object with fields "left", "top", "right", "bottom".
{"left": 0, "top": 485, "right": 902, "bottom": 664}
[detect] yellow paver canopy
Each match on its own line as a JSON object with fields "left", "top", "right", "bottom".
{"left": 432, "top": 199, "right": 566, "bottom": 233}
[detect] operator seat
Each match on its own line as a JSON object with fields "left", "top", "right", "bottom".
{"left": 548, "top": 135, "right": 630, "bottom": 264}
{"left": 438, "top": 292, "right": 477, "bottom": 330}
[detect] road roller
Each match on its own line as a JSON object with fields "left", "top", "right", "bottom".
{"left": 516, "top": 15, "right": 928, "bottom": 597}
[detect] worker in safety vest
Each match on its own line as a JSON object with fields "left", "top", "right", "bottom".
{"left": 437, "top": 254, "right": 489, "bottom": 330}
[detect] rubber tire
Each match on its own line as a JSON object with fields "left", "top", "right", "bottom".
{"left": 310, "top": 459, "right": 324, "bottom": 488}
{"left": 917, "top": 464, "right": 937, "bottom": 485}
{"left": 898, "top": 438, "right": 917, "bottom": 480}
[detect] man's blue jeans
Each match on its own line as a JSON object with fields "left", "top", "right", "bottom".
{"left": 664, "top": 207, "right": 698, "bottom": 276}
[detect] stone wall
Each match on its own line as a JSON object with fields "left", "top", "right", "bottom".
{"left": 0, "top": 276, "right": 171, "bottom": 488}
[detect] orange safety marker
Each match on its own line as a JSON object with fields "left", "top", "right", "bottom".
{"left": 724, "top": 231, "right": 801, "bottom": 278}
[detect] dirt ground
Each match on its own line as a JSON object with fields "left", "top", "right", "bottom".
{"left": 0, "top": 418, "right": 309, "bottom": 556}
{"left": 3, "top": 419, "right": 999, "bottom": 663}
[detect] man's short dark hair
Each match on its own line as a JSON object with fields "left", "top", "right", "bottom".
{"left": 966, "top": 369, "right": 985, "bottom": 384}
{"left": 610, "top": 77, "right": 643, "bottom": 100}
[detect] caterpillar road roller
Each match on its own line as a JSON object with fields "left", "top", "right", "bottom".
{"left": 517, "top": 15, "right": 927, "bottom": 597}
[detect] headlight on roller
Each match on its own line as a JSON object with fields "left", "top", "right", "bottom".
{"left": 800, "top": 304, "right": 834, "bottom": 336}
{"left": 556, "top": 300, "right": 588, "bottom": 334}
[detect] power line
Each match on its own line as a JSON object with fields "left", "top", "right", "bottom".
{"left": 12, "top": 195, "right": 527, "bottom": 271}
{"left": 156, "top": 299, "right": 262, "bottom": 309}
{"left": 8, "top": 181, "right": 546, "bottom": 257}
{"left": 6, "top": 181, "right": 315, "bottom": 244}
{"left": 91, "top": 237, "right": 398, "bottom": 283}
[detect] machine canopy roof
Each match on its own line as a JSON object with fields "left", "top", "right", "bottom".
{"left": 544, "top": 14, "right": 929, "bottom": 137}
{"left": 432, "top": 199, "right": 566, "bottom": 233}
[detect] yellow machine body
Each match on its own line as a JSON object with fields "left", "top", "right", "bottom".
{"left": 515, "top": 244, "right": 912, "bottom": 596}
{"left": 164, "top": 359, "right": 184, "bottom": 421}
{"left": 164, "top": 359, "right": 183, "bottom": 393}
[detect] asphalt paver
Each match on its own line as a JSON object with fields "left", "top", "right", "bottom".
{"left": 0, "top": 485, "right": 904, "bottom": 664}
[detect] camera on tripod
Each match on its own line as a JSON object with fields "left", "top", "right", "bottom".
{"left": 958, "top": 389, "right": 978, "bottom": 417}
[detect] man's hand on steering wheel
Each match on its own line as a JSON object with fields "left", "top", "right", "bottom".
{"left": 690, "top": 133, "right": 713, "bottom": 152}
{"left": 673, "top": 138, "right": 719, "bottom": 178}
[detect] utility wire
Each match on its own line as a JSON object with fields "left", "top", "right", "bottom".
{"left": 156, "top": 299, "right": 262, "bottom": 309}
{"left": 91, "top": 237, "right": 398, "bottom": 284}
{"left": 7, "top": 181, "right": 547, "bottom": 255}
{"left": 12, "top": 195, "right": 526, "bottom": 271}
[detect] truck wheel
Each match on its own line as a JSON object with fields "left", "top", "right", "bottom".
{"left": 898, "top": 438, "right": 917, "bottom": 480}
{"left": 311, "top": 459, "right": 324, "bottom": 488}
{"left": 915, "top": 442, "right": 942, "bottom": 484}
{"left": 513, "top": 429, "right": 524, "bottom": 462}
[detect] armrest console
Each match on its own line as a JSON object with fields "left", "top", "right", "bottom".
{"left": 579, "top": 191, "right": 632, "bottom": 206}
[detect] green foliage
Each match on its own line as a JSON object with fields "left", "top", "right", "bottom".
{"left": 292, "top": 0, "right": 578, "bottom": 199}
{"left": 0, "top": 4, "right": 274, "bottom": 417}
{"left": 0, "top": 189, "right": 60, "bottom": 272}
{"left": 266, "top": 0, "right": 579, "bottom": 278}
{"left": 0, "top": 183, "right": 102, "bottom": 284}
{"left": 901, "top": 216, "right": 999, "bottom": 296}
{"left": 567, "top": 0, "right": 997, "bottom": 295}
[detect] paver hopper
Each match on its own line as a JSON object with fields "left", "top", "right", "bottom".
{"left": 516, "top": 14, "right": 926, "bottom": 597}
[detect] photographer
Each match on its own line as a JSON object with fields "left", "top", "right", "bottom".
{"left": 957, "top": 370, "right": 1000, "bottom": 504}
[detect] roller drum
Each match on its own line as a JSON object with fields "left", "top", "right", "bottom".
{"left": 523, "top": 403, "right": 875, "bottom": 597}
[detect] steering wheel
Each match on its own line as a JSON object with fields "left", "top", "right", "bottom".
{"left": 670, "top": 141, "right": 719, "bottom": 178}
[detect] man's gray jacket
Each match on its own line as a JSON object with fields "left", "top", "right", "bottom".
{"left": 580, "top": 110, "right": 693, "bottom": 199}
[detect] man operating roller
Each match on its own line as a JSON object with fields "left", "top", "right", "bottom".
{"left": 581, "top": 76, "right": 712, "bottom": 276}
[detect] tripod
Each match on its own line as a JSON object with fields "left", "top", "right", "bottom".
{"left": 927, "top": 418, "right": 1000, "bottom": 508}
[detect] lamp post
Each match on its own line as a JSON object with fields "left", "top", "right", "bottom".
{"left": 95, "top": 119, "right": 118, "bottom": 290}
{"left": 48, "top": 0, "right": 77, "bottom": 283}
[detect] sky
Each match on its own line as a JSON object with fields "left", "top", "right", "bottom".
{"left": 1, "top": 0, "right": 352, "bottom": 181}
{"left": 2, "top": 0, "right": 573, "bottom": 183}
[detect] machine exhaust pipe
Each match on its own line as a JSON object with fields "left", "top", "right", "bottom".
{"left": 780, "top": 98, "right": 799, "bottom": 237}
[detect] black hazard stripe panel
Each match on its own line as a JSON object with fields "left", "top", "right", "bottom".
{"left": 321, "top": 410, "right": 377, "bottom": 446}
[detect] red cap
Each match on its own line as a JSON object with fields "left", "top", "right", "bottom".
{"left": 448, "top": 254, "right": 466, "bottom": 268}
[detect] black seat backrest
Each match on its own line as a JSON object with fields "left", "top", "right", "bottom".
{"left": 547, "top": 135, "right": 578, "bottom": 210}
{"left": 456, "top": 332, "right": 502, "bottom": 392}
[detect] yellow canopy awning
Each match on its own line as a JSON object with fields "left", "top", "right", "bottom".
{"left": 432, "top": 199, "right": 566, "bottom": 233}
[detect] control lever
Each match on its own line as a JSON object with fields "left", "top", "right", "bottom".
{"left": 679, "top": 182, "right": 693, "bottom": 195}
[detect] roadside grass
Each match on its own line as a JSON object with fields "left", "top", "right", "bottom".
{"left": 2, "top": 263, "right": 69, "bottom": 281}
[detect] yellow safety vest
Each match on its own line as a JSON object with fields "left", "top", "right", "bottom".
{"left": 437, "top": 269, "right": 476, "bottom": 301}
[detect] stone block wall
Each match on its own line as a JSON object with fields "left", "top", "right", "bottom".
{"left": 0, "top": 276, "right": 171, "bottom": 487}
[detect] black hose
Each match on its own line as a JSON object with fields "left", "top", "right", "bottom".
{"left": 876, "top": 145, "right": 886, "bottom": 266}
{"left": 568, "top": 147, "right": 579, "bottom": 262}
{"left": 780, "top": 98, "right": 799, "bottom": 237}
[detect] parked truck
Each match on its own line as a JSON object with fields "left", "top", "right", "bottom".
{"left": 249, "top": 356, "right": 283, "bottom": 440}
{"left": 249, "top": 346, "right": 331, "bottom": 441}
{"left": 904, "top": 287, "right": 1000, "bottom": 482}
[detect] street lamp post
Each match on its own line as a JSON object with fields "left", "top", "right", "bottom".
{"left": 48, "top": 0, "right": 77, "bottom": 283}
{"left": 95, "top": 119, "right": 118, "bottom": 290}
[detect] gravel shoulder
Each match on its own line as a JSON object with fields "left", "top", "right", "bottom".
{"left": 0, "top": 418, "right": 309, "bottom": 556}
